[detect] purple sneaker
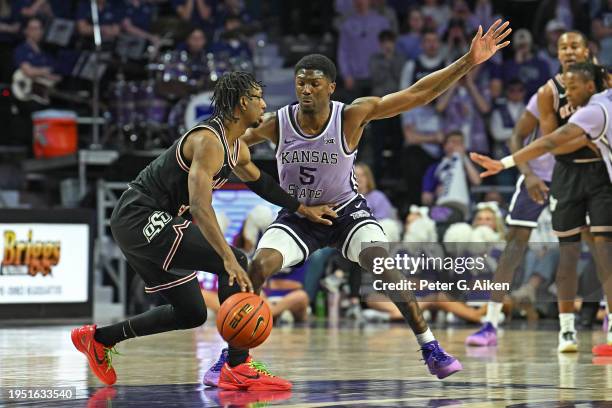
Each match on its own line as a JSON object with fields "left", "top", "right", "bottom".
{"left": 421, "top": 341, "right": 463, "bottom": 379}
{"left": 465, "top": 322, "right": 497, "bottom": 347}
{"left": 203, "top": 348, "right": 228, "bottom": 387}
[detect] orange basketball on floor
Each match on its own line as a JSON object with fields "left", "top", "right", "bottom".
{"left": 216, "top": 292, "right": 272, "bottom": 349}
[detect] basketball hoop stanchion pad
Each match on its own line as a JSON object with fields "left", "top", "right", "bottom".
{"left": 592, "top": 343, "right": 612, "bottom": 356}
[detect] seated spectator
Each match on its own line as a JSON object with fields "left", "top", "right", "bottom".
{"left": 210, "top": 15, "right": 251, "bottom": 61}
{"left": 592, "top": 0, "right": 612, "bottom": 67}
{"left": 0, "top": 1, "right": 21, "bottom": 83}
{"left": 177, "top": 26, "right": 209, "bottom": 60}
{"left": 496, "top": 29, "right": 549, "bottom": 100}
{"left": 490, "top": 79, "right": 527, "bottom": 160}
{"left": 262, "top": 265, "right": 310, "bottom": 324}
{"left": 77, "top": 0, "right": 121, "bottom": 44}
{"left": 231, "top": 205, "right": 274, "bottom": 256}
{"left": 173, "top": 0, "right": 214, "bottom": 39}
{"left": 396, "top": 7, "right": 423, "bottom": 60}
{"left": 122, "top": 0, "right": 160, "bottom": 47}
{"left": 422, "top": 131, "right": 481, "bottom": 229}
{"left": 355, "top": 162, "right": 397, "bottom": 221}
{"left": 538, "top": 20, "right": 566, "bottom": 77}
{"left": 14, "top": 17, "right": 60, "bottom": 84}
{"left": 436, "top": 64, "right": 491, "bottom": 154}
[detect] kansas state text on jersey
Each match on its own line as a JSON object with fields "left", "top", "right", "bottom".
{"left": 276, "top": 101, "right": 358, "bottom": 206}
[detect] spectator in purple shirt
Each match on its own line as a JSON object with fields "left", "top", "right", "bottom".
{"left": 436, "top": 64, "right": 491, "bottom": 154}
{"left": 122, "top": 0, "right": 160, "bottom": 46}
{"left": 355, "top": 162, "right": 397, "bottom": 221}
{"left": 396, "top": 7, "right": 424, "bottom": 60}
{"left": 77, "top": 0, "right": 122, "bottom": 43}
{"left": 337, "top": 0, "right": 390, "bottom": 99}
{"left": 497, "top": 29, "right": 550, "bottom": 99}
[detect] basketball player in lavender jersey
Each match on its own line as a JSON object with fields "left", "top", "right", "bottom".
{"left": 471, "top": 62, "right": 612, "bottom": 351}
{"left": 203, "top": 19, "right": 513, "bottom": 389}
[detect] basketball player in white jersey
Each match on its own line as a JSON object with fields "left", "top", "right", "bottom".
{"left": 202, "top": 20, "right": 512, "bottom": 390}
{"left": 471, "top": 62, "right": 612, "bottom": 353}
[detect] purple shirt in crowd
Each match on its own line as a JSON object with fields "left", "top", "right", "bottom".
{"left": 337, "top": 11, "right": 390, "bottom": 80}
{"left": 442, "top": 86, "right": 490, "bottom": 154}
{"left": 364, "top": 190, "right": 395, "bottom": 220}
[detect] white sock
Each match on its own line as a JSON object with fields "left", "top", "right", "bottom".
{"left": 416, "top": 328, "right": 435, "bottom": 346}
{"left": 485, "top": 302, "right": 503, "bottom": 328}
{"left": 559, "top": 313, "right": 575, "bottom": 333}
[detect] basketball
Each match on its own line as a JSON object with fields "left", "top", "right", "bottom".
{"left": 216, "top": 292, "right": 273, "bottom": 349}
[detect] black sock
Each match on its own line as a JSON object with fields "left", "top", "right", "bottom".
{"left": 94, "top": 318, "right": 142, "bottom": 347}
{"left": 228, "top": 346, "right": 249, "bottom": 367}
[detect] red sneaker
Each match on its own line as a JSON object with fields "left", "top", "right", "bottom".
{"left": 71, "top": 325, "right": 118, "bottom": 385}
{"left": 218, "top": 357, "right": 292, "bottom": 391}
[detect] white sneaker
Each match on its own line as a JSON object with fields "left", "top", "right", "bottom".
{"left": 278, "top": 309, "right": 294, "bottom": 325}
{"left": 362, "top": 309, "right": 391, "bottom": 322}
{"left": 558, "top": 331, "right": 578, "bottom": 353}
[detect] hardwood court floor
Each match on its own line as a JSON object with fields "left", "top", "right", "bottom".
{"left": 1, "top": 322, "right": 612, "bottom": 407}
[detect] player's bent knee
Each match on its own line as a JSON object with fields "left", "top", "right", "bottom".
{"left": 359, "top": 246, "right": 389, "bottom": 271}
{"left": 175, "top": 303, "right": 208, "bottom": 329}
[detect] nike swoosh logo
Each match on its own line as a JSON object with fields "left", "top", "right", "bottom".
{"left": 251, "top": 316, "right": 265, "bottom": 338}
{"left": 83, "top": 335, "right": 106, "bottom": 365}
{"left": 241, "top": 373, "right": 260, "bottom": 380}
{"left": 284, "top": 139, "right": 295, "bottom": 144}
{"left": 355, "top": 202, "right": 363, "bottom": 208}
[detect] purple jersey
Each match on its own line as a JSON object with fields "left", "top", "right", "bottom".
{"left": 569, "top": 89, "right": 612, "bottom": 183}
{"left": 276, "top": 101, "right": 358, "bottom": 207}
{"left": 524, "top": 93, "right": 554, "bottom": 182}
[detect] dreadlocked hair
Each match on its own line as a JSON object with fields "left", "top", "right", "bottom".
{"left": 211, "top": 72, "right": 262, "bottom": 122}
{"left": 567, "top": 62, "right": 608, "bottom": 92}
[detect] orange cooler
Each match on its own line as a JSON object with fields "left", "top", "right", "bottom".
{"left": 32, "top": 110, "right": 78, "bottom": 158}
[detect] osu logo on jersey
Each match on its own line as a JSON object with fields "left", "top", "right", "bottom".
{"left": 143, "top": 211, "right": 172, "bottom": 243}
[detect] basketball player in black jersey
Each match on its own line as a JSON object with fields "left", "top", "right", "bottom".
{"left": 466, "top": 31, "right": 593, "bottom": 348}
{"left": 71, "top": 72, "right": 335, "bottom": 388}
{"left": 536, "top": 32, "right": 606, "bottom": 352}
{"left": 471, "top": 61, "right": 612, "bottom": 352}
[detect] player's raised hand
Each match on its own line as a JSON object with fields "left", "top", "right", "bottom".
{"left": 298, "top": 204, "right": 338, "bottom": 226}
{"left": 468, "top": 19, "right": 512, "bottom": 65}
{"left": 469, "top": 152, "right": 504, "bottom": 178}
{"left": 224, "top": 258, "right": 254, "bottom": 293}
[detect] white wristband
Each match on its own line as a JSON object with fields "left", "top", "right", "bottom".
{"left": 500, "top": 155, "right": 516, "bottom": 169}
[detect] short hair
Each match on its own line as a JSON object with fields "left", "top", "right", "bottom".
{"left": 560, "top": 30, "right": 588, "bottom": 48}
{"left": 567, "top": 61, "right": 608, "bottom": 92}
{"left": 445, "top": 130, "right": 464, "bottom": 141}
{"left": 378, "top": 30, "right": 396, "bottom": 42}
{"left": 212, "top": 72, "right": 262, "bottom": 122}
{"left": 294, "top": 54, "right": 337, "bottom": 82}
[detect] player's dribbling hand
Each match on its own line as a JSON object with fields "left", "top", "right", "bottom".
{"left": 468, "top": 19, "right": 512, "bottom": 65}
{"left": 524, "top": 174, "right": 549, "bottom": 205}
{"left": 224, "top": 258, "right": 254, "bottom": 293}
{"left": 469, "top": 152, "right": 504, "bottom": 178}
{"left": 298, "top": 204, "right": 338, "bottom": 226}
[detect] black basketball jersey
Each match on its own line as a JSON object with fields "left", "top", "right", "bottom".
{"left": 548, "top": 74, "right": 598, "bottom": 161}
{"left": 130, "top": 116, "right": 240, "bottom": 217}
